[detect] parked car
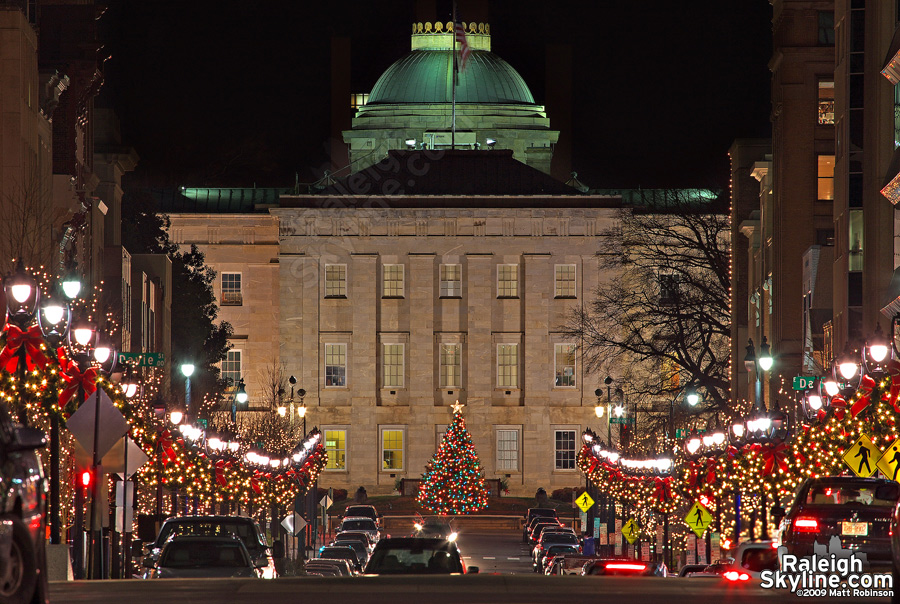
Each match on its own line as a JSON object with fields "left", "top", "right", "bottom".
{"left": 0, "top": 402, "right": 48, "bottom": 604}
{"left": 142, "top": 515, "right": 278, "bottom": 578}
{"left": 679, "top": 563, "right": 716, "bottom": 577}
{"left": 333, "top": 530, "right": 375, "bottom": 553}
{"left": 730, "top": 541, "right": 778, "bottom": 578}
{"left": 304, "top": 558, "right": 354, "bottom": 577}
{"left": 332, "top": 539, "right": 369, "bottom": 566}
{"left": 533, "top": 531, "right": 579, "bottom": 567}
{"left": 144, "top": 536, "right": 261, "bottom": 578}
{"left": 525, "top": 517, "right": 561, "bottom": 544}
{"left": 411, "top": 520, "right": 456, "bottom": 540}
{"left": 523, "top": 508, "right": 558, "bottom": 542}
{"left": 338, "top": 517, "right": 380, "bottom": 545}
{"left": 775, "top": 476, "right": 899, "bottom": 565}
{"left": 530, "top": 522, "right": 566, "bottom": 546}
{"left": 538, "top": 544, "right": 582, "bottom": 573}
{"left": 342, "top": 505, "right": 380, "bottom": 527}
{"left": 545, "top": 554, "right": 598, "bottom": 576}
{"left": 318, "top": 545, "right": 362, "bottom": 573}
{"left": 363, "top": 537, "right": 477, "bottom": 575}
{"left": 582, "top": 558, "right": 667, "bottom": 577}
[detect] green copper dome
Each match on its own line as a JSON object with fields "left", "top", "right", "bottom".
{"left": 367, "top": 50, "right": 536, "bottom": 105}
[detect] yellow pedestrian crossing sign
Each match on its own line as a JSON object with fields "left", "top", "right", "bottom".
{"left": 622, "top": 519, "right": 639, "bottom": 544}
{"left": 842, "top": 434, "right": 879, "bottom": 478}
{"left": 575, "top": 492, "right": 595, "bottom": 513}
{"left": 877, "top": 441, "right": 900, "bottom": 482}
{"left": 684, "top": 501, "right": 713, "bottom": 538}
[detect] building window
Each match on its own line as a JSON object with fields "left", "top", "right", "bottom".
{"left": 383, "top": 264, "right": 404, "bottom": 298}
{"left": 554, "top": 430, "right": 576, "bottom": 470}
{"left": 496, "top": 429, "right": 519, "bottom": 471}
{"left": 381, "top": 428, "right": 404, "bottom": 471}
{"left": 325, "top": 429, "right": 346, "bottom": 470}
{"left": 849, "top": 209, "right": 864, "bottom": 272}
{"left": 818, "top": 81, "right": 835, "bottom": 125}
{"left": 383, "top": 344, "right": 404, "bottom": 387}
{"left": 221, "top": 273, "right": 242, "bottom": 306}
{"left": 554, "top": 344, "right": 576, "bottom": 387}
{"left": 350, "top": 93, "right": 369, "bottom": 111}
{"left": 440, "top": 264, "right": 462, "bottom": 297}
{"left": 325, "top": 344, "right": 347, "bottom": 387}
{"left": 440, "top": 344, "right": 461, "bottom": 388}
{"left": 659, "top": 273, "right": 679, "bottom": 305}
{"left": 497, "top": 344, "right": 518, "bottom": 388}
{"left": 497, "top": 264, "right": 518, "bottom": 298}
{"left": 817, "top": 155, "right": 835, "bottom": 201}
{"left": 222, "top": 349, "right": 242, "bottom": 389}
{"left": 325, "top": 264, "right": 347, "bottom": 297}
{"left": 554, "top": 264, "right": 576, "bottom": 298}
{"left": 817, "top": 11, "right": 835, "bottom": 46}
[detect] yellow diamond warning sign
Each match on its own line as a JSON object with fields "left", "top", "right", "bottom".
{"left": 842, "top": 434, "right": 879, "bottom": 478}
{"left": 575, "top": 492, "right": 595, "bottom": 513}
{"left": 877, "top": 441, "right": 900, "bottom": 482}
{"left": 622, "top": 519, "right": 639, "bottom": 544}
{"left": 684, "top": 501, "right": 713, "bottom": 538}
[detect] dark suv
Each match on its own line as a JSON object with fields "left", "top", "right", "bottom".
{"left": 776, "top": 476, "right": 899, "bottom": 564}
{"left": 143, "top": 515, "right": 279, "bottom": 578}
{"left": 0, "top": 403, "right": 48, "bottom": 604}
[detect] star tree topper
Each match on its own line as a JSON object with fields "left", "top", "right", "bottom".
{"left": 451, "top": 400, "right": 465, "bottom": 414}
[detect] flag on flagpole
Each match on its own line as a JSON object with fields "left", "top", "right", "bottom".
{"left": 455, "top": 21, "right": 471, "bottom": 72}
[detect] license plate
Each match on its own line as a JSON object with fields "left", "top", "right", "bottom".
{"left": 841, "top": 522, "right": 868, "bottom": 536}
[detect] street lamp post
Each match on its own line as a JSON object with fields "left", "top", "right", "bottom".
{"left": 181, "top": 363, "right": 194, "bottom": 419}
{"left": 743, "top": 337, "right": 773, "bottom": 538}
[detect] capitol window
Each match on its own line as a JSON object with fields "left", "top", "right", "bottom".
{"left": 325, "top": 264, "right": 347, "bottom": 297}
{"left": 383, "top": 264, "right": 405, "bottom": 298}
{"left": 497, "top": 264, "right": 518, "bottom": 298}
{"left": 554, "top": 265, "right": 576, "bottom": 298}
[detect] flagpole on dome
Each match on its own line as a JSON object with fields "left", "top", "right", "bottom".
{"left": 451, "top": 1, "right": 458, "bottom": 150}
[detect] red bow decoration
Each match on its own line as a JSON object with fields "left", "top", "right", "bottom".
{"left": 58, "top": 361, "right": 98, "bottom": 407}
{"left": 653, "top": 476, "right": 672, "bottom": 503}
{"left": 761, "top": 442, "right": 789, "bottom": 476}
{"left": 215, "top": 459, "right": 231, "bottom": 486}
{"left": 888, "top": 359, "right": 900, "bottom": 413}
{"left": 0, "top": 324, "right": 49, "bottom": 372}
{"left": 703, "top": 458, "right": 717, "bottom": 485}
{"left": 250, "top": 476, "right": 262, "bottom": 494}
{"left": 158, "top": 430, "right": 176, "bottom": 465}
{"left": 831, "top": 395, "right": 847, "bottom": 421}
{"left": 849, "top": 374, "right": 877, "bottom": 418}
{"left": 726, "top": 446, "right": 739, "bottom": 459}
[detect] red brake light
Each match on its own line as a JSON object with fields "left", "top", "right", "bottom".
{"left": 605, "top": 563, "right": 646, "bottom": 571}
{"left": 724, "top": 570, "right": 750, "bottom": 582}
{"left": 794, "top": 517, "right": 818, "bottom": 532}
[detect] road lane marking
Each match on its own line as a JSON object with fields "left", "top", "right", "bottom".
{"left": 507, "top": 557, "right": 520, "bottom": 561}
{"left": 483, "top": 556, "right": 496, "bottom": 560}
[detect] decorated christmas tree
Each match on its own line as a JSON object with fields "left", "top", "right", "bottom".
{"left": 417, "top": 402, "right": 489, "bottom": 514}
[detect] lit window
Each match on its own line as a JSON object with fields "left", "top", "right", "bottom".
{"left": 817, "top": 155, "right": 835, "bottom": 201}
{"left": 555, "top": 265, "right": 576, "bottom": 298}
{"left": 383, "top": 264, "right": 404, "bottom": 298}
{"left": 440, "top": 264, "right": 461, "bottom": 297}
{"left": 497, "top": 264, "right": 518, "bottom": 298}
{"left": 350, "top": 93, "right": 369, "bottom": 110}
{"left": 325, "top": 429, "right": 346, "bottom": 470}
{"left": 497, "top": 429, "right": 519, "bottom": 471}
{"left": 221, "top": 273, "right": 242, "bottom": 306}
{"left": 498, "top": 344, "right": 518, "bottom": 388}
{"left": 325, "top": 344, "right": 347, "bottom": 387}
{"left": 382, "top": 428, "right": 404, "bottom": 470}
{"left": 818, "top": 80, "right": 834, "bottom": 125}
{"left": 222, "top": 349, "right": 242, "bottom": 389}
{"left": 554, "top": 344, "right": 576, "bottom": 387}
{"left": 383, "top": 344, "right": 404, "bottom": 387}
{"left": 325, "top": 265, "right": 347, "bottom": 297}
{"left": 554, "top": 430, "right": 576, "bottom": 470}
{"left": 440, "top": 344, "right": 461, "bottom": 388}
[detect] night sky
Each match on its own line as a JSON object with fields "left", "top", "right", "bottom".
{"left": 99, "top": 1, "right": 773, "bottom": 191}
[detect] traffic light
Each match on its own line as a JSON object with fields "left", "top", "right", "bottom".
{"left": 81, "top": 469, "right": 93, "bottom": 494}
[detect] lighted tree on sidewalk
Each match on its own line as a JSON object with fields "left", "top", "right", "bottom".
{"left": 417, "top": 402, "right": 489, "bottom": 514}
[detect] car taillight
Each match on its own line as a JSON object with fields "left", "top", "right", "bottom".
{"left": 794, "top": 517, "right": 818, "bottom": 532}
{"left": 606, "top": 563, "right": 646, "bottom": 571}
{"left": 724, "top": 570, "right": 750, "bottom": 582}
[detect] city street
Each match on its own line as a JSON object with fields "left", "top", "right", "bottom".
{"left": 48, "top": 529, "right": 892, "bottom": 603}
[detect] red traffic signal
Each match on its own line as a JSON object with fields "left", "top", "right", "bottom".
{"left": 80, "top": 470, "right": 92, "bottom": 489}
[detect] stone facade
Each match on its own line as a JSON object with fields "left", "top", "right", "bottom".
{"left": 169, "top": 199, "right": 623, "bottom": 496}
